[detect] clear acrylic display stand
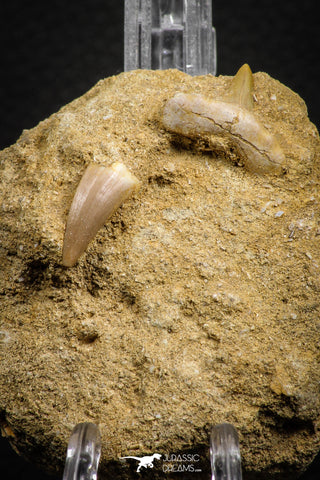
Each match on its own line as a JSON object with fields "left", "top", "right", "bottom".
{"left": 62, "top": 422, "right": 242, "bottom": 480}
{"left": 63, "top": 423, "right": 101, "bottom": 480}
{"left": 124, "top": 0, "right": 217, "bottom": 76}
{"left": 210, "top": 423, "right": 243, "bottom": 480}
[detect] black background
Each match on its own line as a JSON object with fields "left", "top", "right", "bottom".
{"left": 0, "top": 1, "right": 319, "bottom": 479}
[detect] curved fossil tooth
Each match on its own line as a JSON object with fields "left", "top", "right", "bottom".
{"left": 62, "top": 162, "right": 140, "bottom": 267}
{"left": 224, "top": 63, "right": 254, "bottom": 110}
{"left": 163, "top": 64, "right": 285, "bottom": 174}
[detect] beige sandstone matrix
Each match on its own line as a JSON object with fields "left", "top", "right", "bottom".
{"left": 0, "top": 69, "right": 319, "bottom": 479}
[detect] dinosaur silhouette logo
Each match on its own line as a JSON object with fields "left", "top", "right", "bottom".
{"left": 120, "top": 453, "right": 162, "bottom": 472}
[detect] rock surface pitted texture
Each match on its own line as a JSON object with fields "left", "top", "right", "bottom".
{"left": 0, "top": 69, "right": 319, "bottom": 479}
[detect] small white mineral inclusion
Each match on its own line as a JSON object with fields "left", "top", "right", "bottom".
{"left": 0, "top": 331, "right": 10, "bottom": 343}
{"left": 274, "top": 211, "right": 284, "bottom": 218}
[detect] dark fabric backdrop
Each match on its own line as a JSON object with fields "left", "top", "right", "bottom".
{"left": 0, "top": 1, "right": 319, "bottom": 479}
{"left": 0, "top": 0, "right": 319, "bottom": 149}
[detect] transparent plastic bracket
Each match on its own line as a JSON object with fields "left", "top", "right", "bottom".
{"left": 63, "top": 423, "right": 101, "bottom": 480}
{"left": 62, "top": 421, "right": 241, "bottom": 480}
{"left": 124, "top": 0, "right": 217, "bottom": 76}
{"left": 210, "top": 423, "right": 243, "bottom": 480}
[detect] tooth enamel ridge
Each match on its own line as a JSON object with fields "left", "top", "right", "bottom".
{"left": 62, "top": 162, "right": 140, "bottom": 267}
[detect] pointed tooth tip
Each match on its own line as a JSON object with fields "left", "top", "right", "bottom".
{"left": 233, "top": 63, "right": 254, "bottom": 84}
{"left": 223, "top": 63, "right": 254, "bottom": 110}
{"left": 62, "top": 233, "right": 81, "bottom": 267}
{"left": 62, "top": 256, "right": 77, "bottom": 268}
{"left": 237, "top": 63, "right": 252, "bottom": 74}
{"left": 62, "top": 161, "right": 140, "bottom": 267}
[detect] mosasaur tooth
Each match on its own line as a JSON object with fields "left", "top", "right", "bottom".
{"left": 162, "top": 64, "right": 285, "bottom": 174}
{"left": 62, "top": 162, "right": 140, "bottom": 267}
{"left": 224, "top": 63, "right": 254, "bottom": 110}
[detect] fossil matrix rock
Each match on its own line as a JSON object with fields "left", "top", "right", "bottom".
{"left": 0, "top": 69, "right": 319, "bottom": 479}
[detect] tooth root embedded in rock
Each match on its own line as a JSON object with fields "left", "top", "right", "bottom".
{"left": 162, "top": 64, "right": 285, "bottom": 175}
{"left": 62, "top": 162, "right": 140, "bottom": 267}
